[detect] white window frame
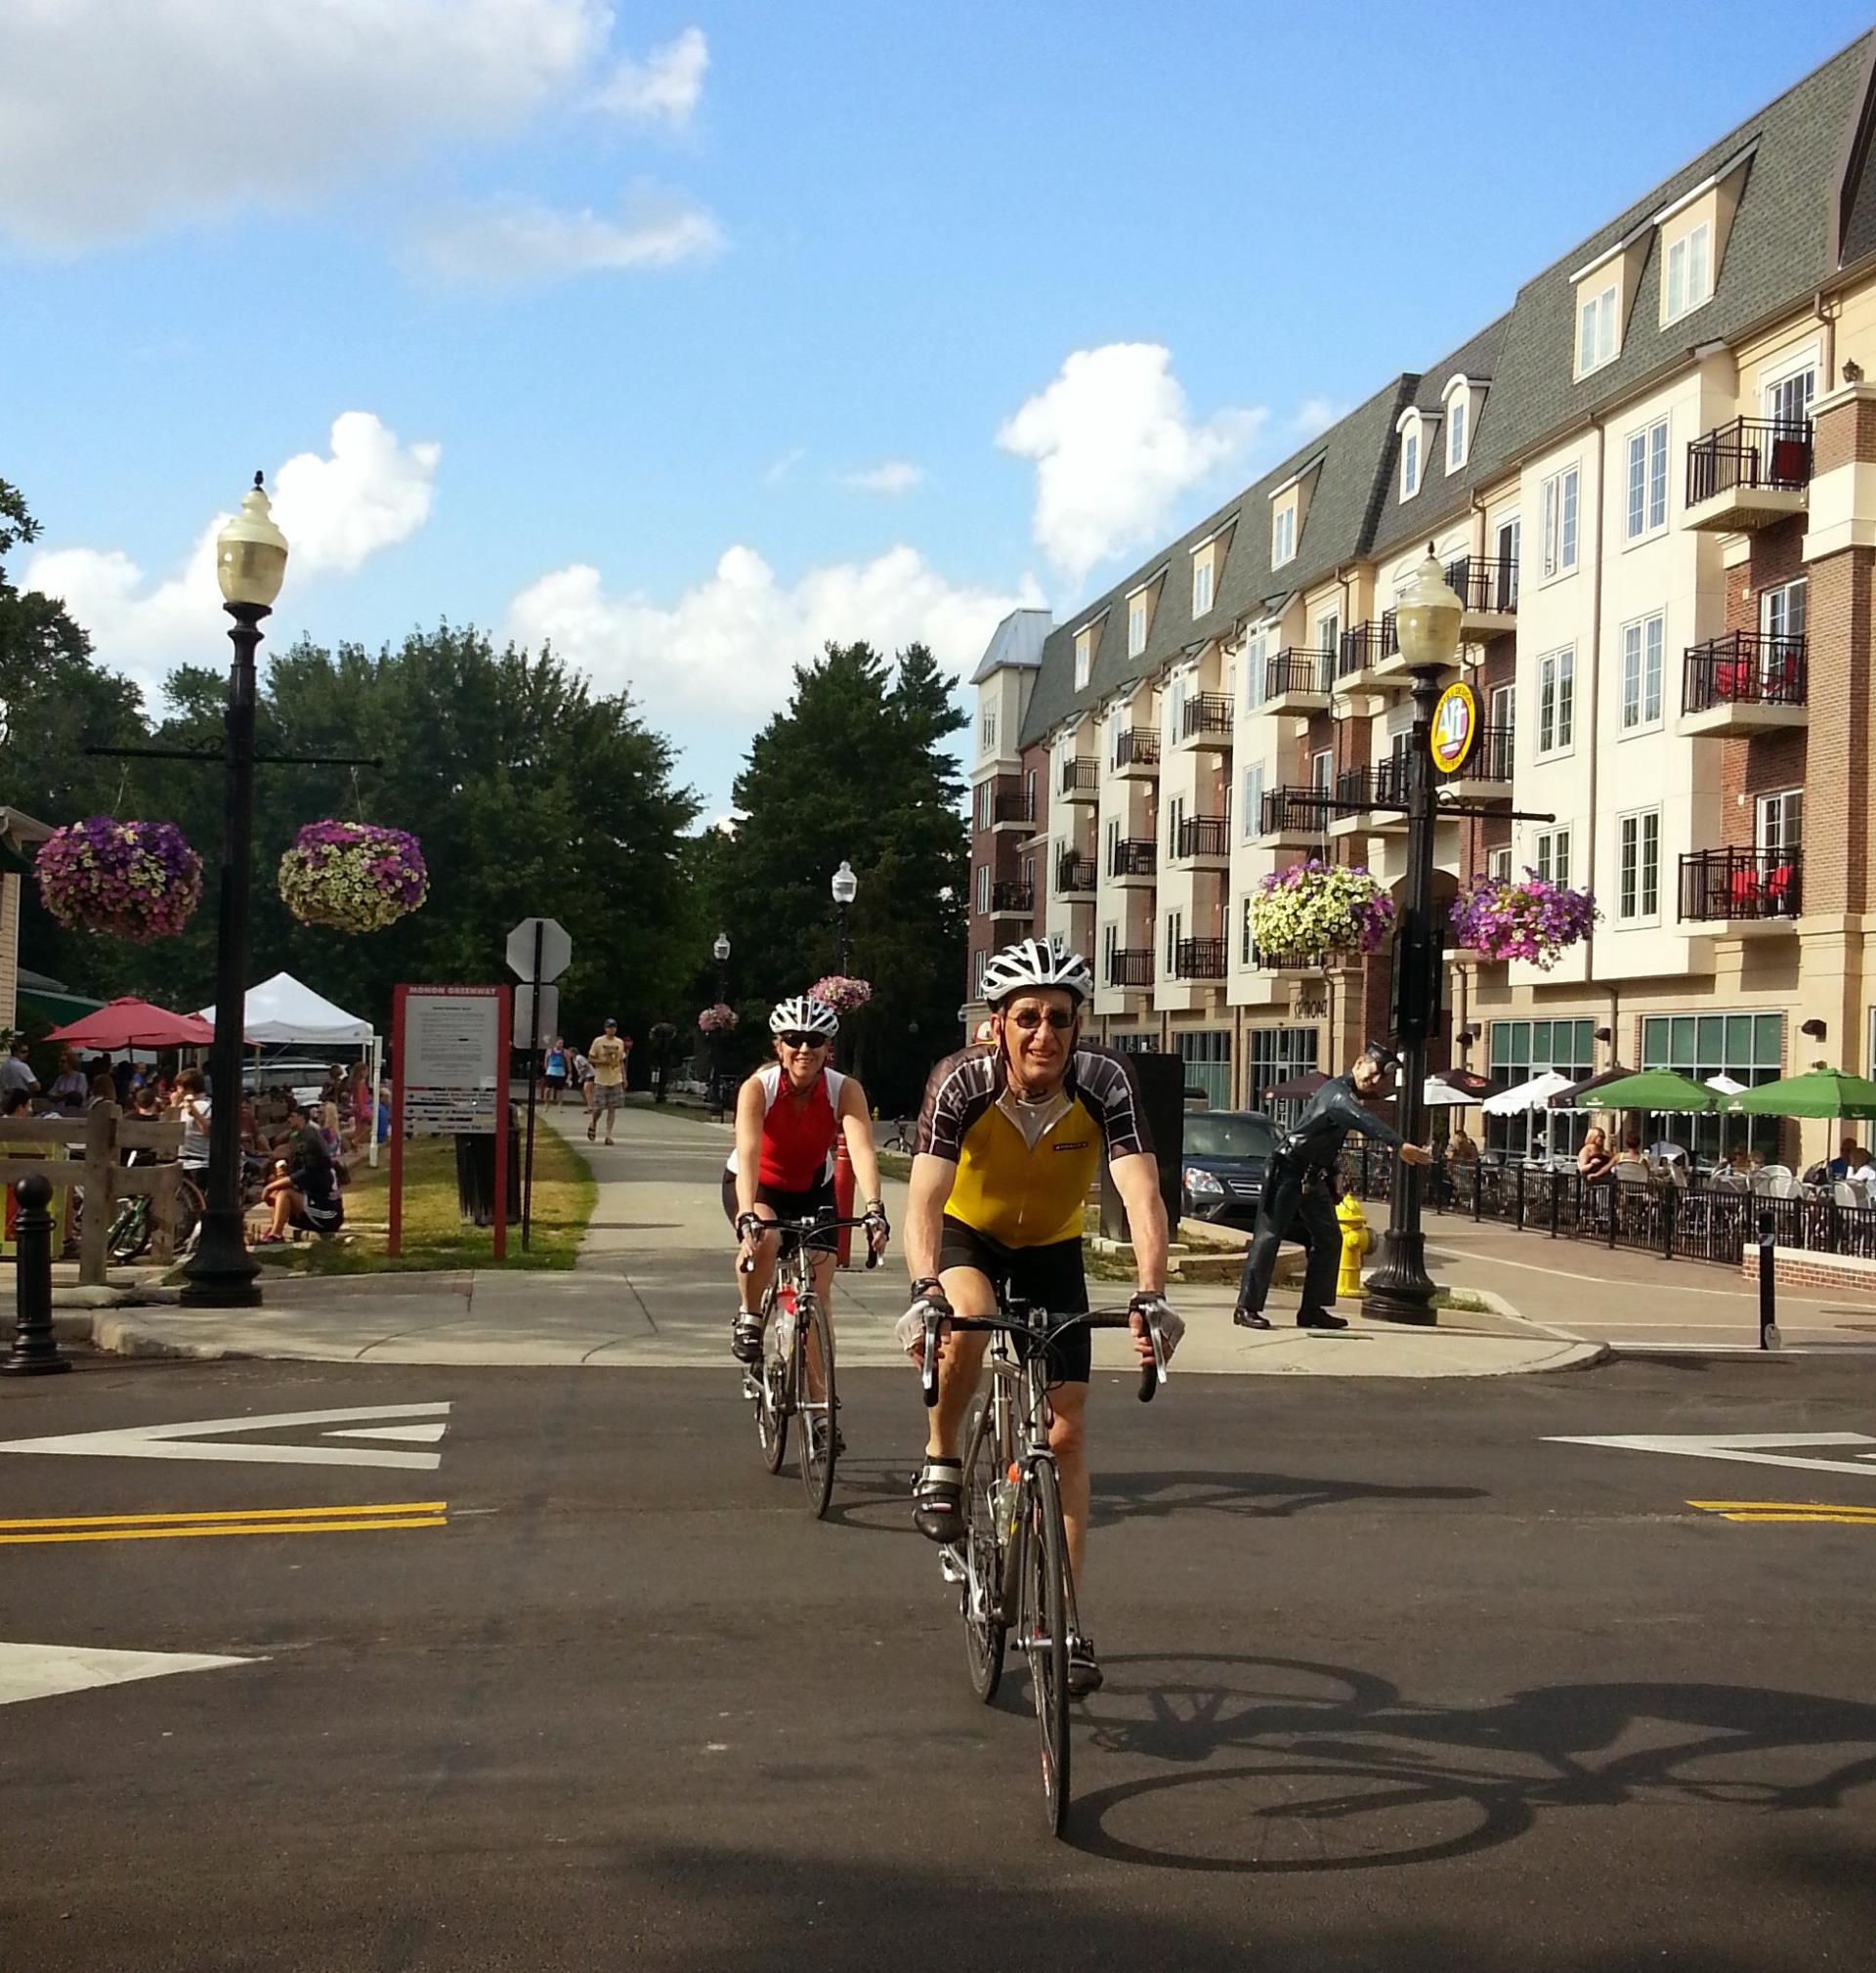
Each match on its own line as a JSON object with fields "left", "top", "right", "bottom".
{"left": 1488, "top": 681, "right": 1515, "bottom": 738}
{"left": 1536, "top": 648, "right": 1575, "bottom": 757}
{"left": 1541, "top": 465, "right": 1579, "bottom": 579}
{"left": 1242, "top": 630, "right": 1265, "bottom": 708}
{"left": 1624, "top": 418, "right": 1669, "bottom": 542}
{"left": 1487, "top": 845, "right": 1514, "bottom": 884}
{"left": 1577, "top": 283, "right": 1617, "bottom": 376}
{"left": 974, "top": 781, "right": 992, "bottom": 830}
{"left": 1272, "top": 503, "right": 1296, "bottom": 568}
{"left": 1447, "top": 395, "right": 1468, "bottom": 473}
{"left": 1664, "top": 222, "right": 1711, "bottom": 325}
{"left": 1127, "top": 599, "right": 1147, "bottom": 659}
{"left": 1164, "top": 908, "right": 1182, "bottom": 975}
{"left": 980, "top": 707, "right": 997, "bottom": 754}
{"left": 973, "top": 948, "right": 987, "bottom": 997}
{"left": 1619, "top": 614, "right": 1664, "bottom": 733}
{"left": 1101, "top": 922, "right": 1117, "bottom": 982}
{"left": 1756, "top": 790, "right": 1802, "bottom": 858}
{"left": 1762, "top": 577, "right": 1808, "bottom": 647}
{"left": 1074, "top": 637, "right": 1091, "bottom": 691}
{"left": 1401, "top": 426, "right": 1421, "bottom": 500}
{"left": 1617, "top": 808, "right": 1661, "bottom": 924}
{"left": 1241, "top": 762, "right": 1264, "bottom": 841}
{"left": 974, "top": 864, "right": 990, "bottom": 916}
{"left": 1315, "top": 610, "right": 1340, "bottom": 659}
{"left": 1535, "top": 828, "right": 1571, "bottom": 886}
{"left": 1191, "top": 558, "right": 1213, "bottom": 618}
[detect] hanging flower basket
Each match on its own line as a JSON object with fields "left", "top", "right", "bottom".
{"left": 36, "top": 817, "right": 203, "bottom": 943}
{"left": 277, "top": 821, "right": 428, "bottom": 934}
{"left": 649, "top": 1021, "right": 678, "bottom": 1046}
{"left": 698, "top": 1002, "right": 738, "bottom": 1035}
{"left": 808, "top": 974, "right": 873, "bottom": 1014}
{"left": 1248, "top": 860, "right": 1395, "bottom": 965}
{"left": 1449, "top": 871, "right": 1597, "bottom": 968}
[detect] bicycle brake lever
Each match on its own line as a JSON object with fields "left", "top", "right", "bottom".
{"left": 920, "top": 1312, "right": 940, "bottom": 1407}
{"left": 1137, "top": 1317, "right": 1167, "bottom": 1403}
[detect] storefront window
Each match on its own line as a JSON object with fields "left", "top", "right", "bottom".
{"left": 1486, "top": 1018, "right": 1595, "bottom": 1159}
{"left": 1640, "top": 1012, "right": 1784, "bottom": 1163}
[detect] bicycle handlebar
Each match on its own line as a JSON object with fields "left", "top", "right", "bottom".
{"left": 737, "top": 1214, "right": 883, "bottom": 1274}
{"left": 919, "top": 1307, "right": 1169, "bottom": 1406}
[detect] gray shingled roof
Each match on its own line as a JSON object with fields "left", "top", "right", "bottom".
{"left": 1368, "top": 315, "right": 1511, "bottom": 563}
{"left": 1017, "top": 378, "right": 1412, "bottom": 748}
{"left": 968, "top": 607, "right": 1051, "bottom": 684}
{"left": 1475, "top": 32, "right": 1871, "bottom": 473}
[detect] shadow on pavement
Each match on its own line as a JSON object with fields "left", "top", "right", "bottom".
{"left": 1090, "top": 1471, "right": 1487, "bottom": 1524}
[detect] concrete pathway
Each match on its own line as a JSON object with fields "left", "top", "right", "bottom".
{"left": 52, "top": 1103, "right": 1603, "bottom": 1377}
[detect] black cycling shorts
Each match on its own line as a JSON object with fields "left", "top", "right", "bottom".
{"left": 937, "top": 1215, "right": 1091, "bottom": 1385}
{"left": 720, "top": 1170, "right": 838, "bottom": 1253}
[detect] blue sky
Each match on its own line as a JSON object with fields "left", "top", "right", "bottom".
{"left": 4, "top": 0, "right": 1871, "bottom": 817}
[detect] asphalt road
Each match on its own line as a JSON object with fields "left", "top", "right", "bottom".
{"left": 3, "top": 1351, "right": 1874, "bottom": 1971}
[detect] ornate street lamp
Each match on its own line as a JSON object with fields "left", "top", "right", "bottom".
{"left": 180, "top": 475, "right": 288, "bottom": 1309}
{"left": 831, "top": 860, "right": 858, "bottom": 974}
{"left": 711, "top": 930, "right": 732, "bottom": 1120}
{"left": 1365, "top": 548, "right": 1463, "bottom": 1327}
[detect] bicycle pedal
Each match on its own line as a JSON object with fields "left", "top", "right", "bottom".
{"left": 937, "top": 1545, "right": 966, "bottom": 1586}
{"left": 741, "top": 1373, "right": 761, "bottom": 1400}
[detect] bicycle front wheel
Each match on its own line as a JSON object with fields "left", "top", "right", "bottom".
{"left": 959, "top": 1401, "right": 1006, "bottom": 1702}
{"left": 796, "top": 1297, "right": 836, "bottom": 1518}
{"left": 754, "top": 1291, "right": 789, "bottom": 1475}
{"left": 1026, "top": 1457, "right": 1072, "bottom": 1835}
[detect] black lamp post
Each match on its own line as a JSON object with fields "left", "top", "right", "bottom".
{"left": 711, "top": 930, "right": 731, "bottom": 1120}
{"left": 1365, "top": 549, "right": 1463, "bottom": 1328}
{"left": 831, "top": 860, "right": 857, "bottom": 974}
{"left": 180, "top": 475, "right": 288, "bottom": 1310}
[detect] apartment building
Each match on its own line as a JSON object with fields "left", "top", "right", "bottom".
{"left": 967, "top": 31, "right": 1876, "bottom": 1163}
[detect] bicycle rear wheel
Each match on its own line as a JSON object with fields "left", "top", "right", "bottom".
{"left": 107, "top": 1199, "right": 150, "bottom": 1265}
{"left": 959, "top": 1401, "right": 1006, "bottom": 1702}
{"left": 796, "top": 1296, "right": 836, "bottom": 1518}
{"left": 1026, "top": 1457, "right": 1072, "bottom": 1835}
{"left": 753, "top": 1287, "right": 789, "bottom": 1475}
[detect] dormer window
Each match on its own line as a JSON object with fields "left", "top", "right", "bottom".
{"left": 1395, "top": 407, "right": 1435, "bottom": 500}
{"left": 1272, "top": 502, "right": 1296, "bottom": 567}
{"left": 1192, "top": 558, "right": 1213, "bottom": 617}
{"left": 1447, "top": 398, "right": 1466, "bottom": 470}
{"left": 1440, "top": 374, "right": 1483, "bottom": 475}
{"left": 1073, "top": 621, "right": 1099, "bottom": 691}
{"left": 1577, "top": 283, "right": 1618, "bottom": 375}
{"left": 1128, "top": 598, "right": 1147, "bottom": 657}
{"left": 1402, "top": 426, "right": 1420, "bottom": 499}
{"left": 1664, "top": 222, "right": 1711, "bottom": 324}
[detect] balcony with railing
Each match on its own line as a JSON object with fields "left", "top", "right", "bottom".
{"left": 991, "top": 789, "right": 1033, "bottom": 831}
{"left": 1056, "top": 852, "right": 1097, "bottom": 896}
{"left": 988, "top": 880, "right": 1034, "bottom": 917}
{"left": 1106, "top": 948, "right": 1153, "bottom": 989}
{"left": 1443, "top": 552, "right": 1519, "bottom": 637}
{"left": 1173, "top": 937, "right": 1228, "bottom": 982}
{"left": 1248, "top": 942, "right": 1328, "bottom": 972}
{"left": 1177, "top": 691, "right": 1234, "bottom": 751}
{"left": 1113, "top": 727, "right": 1162, "bottom": 778}
{"left": 1330, "top": 756, "right": 1411, "bottom": 835}
{"left": 1337, "top": 616, "right": 1410, "bottom": 696}
{"left": 1678, "top": 847, "right": 1802, "bottom": 931}
{"left": 1258, "top": 787, "right": 1331, "bottom": 845}
{"left": 1680, "top": 631, "right": 1809, "bottom": 736}
{"left": 1109, "top": 837, "right": 1157, "bottom": 885}
{"left": 1262, "top": 646, "right": 1334, "bottom": 714}
{"left": 1058, "top": 754, "right": 1100, "bottom": 801}
{"left": 1434, "top": 721, "right": 1515, "bottom": 795}
{"left": 1172, "top": 815, "right": 1230, "bottom": 867}
{"left": 1684, "top": 417, "right": 1812, "bottom": 531}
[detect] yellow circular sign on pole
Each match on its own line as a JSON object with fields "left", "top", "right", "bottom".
{"left": 1429, "top": 680, "right": 1478, "bottom": 776}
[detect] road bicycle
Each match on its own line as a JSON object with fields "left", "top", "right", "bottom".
{"left": 105, "top": 1165, "right": 206, "bottom": 1265}
{"left": 920, "top": 1295, "right": 1170, "bottom": 1835}
{"left": 740, "top": 1212, "right": 878, "bottom": 1518}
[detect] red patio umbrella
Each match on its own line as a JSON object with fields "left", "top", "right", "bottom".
{"left": 44, "top": 997, "right": 215, "bottom": 1051}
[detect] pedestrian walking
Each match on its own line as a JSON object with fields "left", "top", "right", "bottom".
{"left": 1234, "top": 1041, "right": 1431, "bottom": 1332}
{"left": 544, "top": 1035, "right": 570, "bottom": 1107}
{"left": 1, "top": 1037, "right": 40, "bottom": 1101}
{"left": 586, "top": 1019, "right": 626, "bottom": 1145}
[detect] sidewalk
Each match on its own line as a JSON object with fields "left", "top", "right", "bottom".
{"left": 47, "top": 1103, "right": 1604, "bottom": 1378}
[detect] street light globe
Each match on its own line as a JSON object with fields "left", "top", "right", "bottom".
{"left": 216, "top": 472, "right": 289, "bottom": 609}
{"left": 713, "top": 931, "right": 731, "bottom": 964}
{"left": 1394, "top": 549, "right": 1463, "bottom": 672}
{"left": 831, "top": 860, "right": 858, "bottom": 907}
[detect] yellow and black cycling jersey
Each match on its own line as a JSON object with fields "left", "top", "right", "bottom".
{"left": 914, "top": 1043, "right": 1154, "bottom": 1249}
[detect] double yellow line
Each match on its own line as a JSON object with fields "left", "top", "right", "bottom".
{"left": 0, "top": 1502, "right": 448, "bottom": 1546}
{"left": 1691, "top": 1499, "right": 1876, "bottom": 1526}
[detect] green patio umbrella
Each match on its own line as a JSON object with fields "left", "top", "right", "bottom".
{"left": 1729, "top": 1067, "right": 1876, "bottom": 1119}
{"left": 1582, "top": 1069, "right": 1720, "bottom": 1111}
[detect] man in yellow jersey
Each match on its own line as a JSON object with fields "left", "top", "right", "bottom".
{"left": 897, "top": 936, "right": 1182, "bottom": 1697}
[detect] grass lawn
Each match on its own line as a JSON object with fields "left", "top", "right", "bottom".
{"left": 255, "top": 1129, "right": 597, "bottom": 1275}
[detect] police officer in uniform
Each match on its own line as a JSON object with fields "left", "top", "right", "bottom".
{"left": 1235, "top": 1042, "right": 1432, "bottom": 1331}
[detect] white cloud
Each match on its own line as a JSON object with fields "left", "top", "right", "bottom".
{"left": 417, "top": 187, "right": 720, "bottom": 283}
{"left": 595, "top": 26, "right": 708, "bottom": 125}
{"left": 22, "top": 412, "right": 439, "bottom": 694}
{"left": 763, "top": 448, "right": 807, "bottom": 487}
{"left": 996, "top": 344, "right": 1264, "bottom": 587}
{"left": 507, "top": 543, "right": 1044, "bottom": 728}
{"left": 1291, "top": 395, "right": 1347, "bottom": 435}
{"left": 841, "top": 461, "right": 924, "bottom": 496}
{"left": 0, "top": 0, "right": 614, "bottom": 252}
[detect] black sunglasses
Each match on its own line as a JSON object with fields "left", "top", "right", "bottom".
{"left": 779, "top": 1031, "right": 829, "bottom": 1050}
{"left": 1007, "top": 1008, "right": 1077, "bottom": 1033}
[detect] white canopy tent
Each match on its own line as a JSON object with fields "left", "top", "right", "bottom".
{"left": 1480, "top": 1069, "right": 1574, "bottom": 1116}
{"left": 198, "top": 970, "right": 383, "bottom": 1166}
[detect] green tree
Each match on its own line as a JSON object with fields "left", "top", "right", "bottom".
{"left": 714, "top": 640, "right": 967, "bottom": 1110}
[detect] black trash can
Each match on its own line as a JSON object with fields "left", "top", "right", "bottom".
{"left": 453, "top": 1117, "right": 522, "bottom": 1227}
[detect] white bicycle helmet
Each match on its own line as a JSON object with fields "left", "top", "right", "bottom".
{"left": 769, "top": 995, "right": 840, "bottom": 1038}
{"left": 980, "top": 936, "right": 1094, "bottom": 1008}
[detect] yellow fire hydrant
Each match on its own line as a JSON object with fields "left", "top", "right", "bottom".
{"left": 1336, "top": 1191, "right": 1373, "bottom": 1299}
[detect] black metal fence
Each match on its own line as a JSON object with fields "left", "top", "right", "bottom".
{"left": 1333, "top": 1156, "right": 1876, "bottom": 1269}
{"left": 1686, "top": 416, "right": 1812, "bottom": 505}
{"left": 1682, "top": 630, "right": 1808, "bottom": 713}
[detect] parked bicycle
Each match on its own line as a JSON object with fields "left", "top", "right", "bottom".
{"left": 741, "top": 1212, "right": 877, "bottom": 1518}
{"left": 920, "top": 1295, "right": 1170, "bottom": 1835}
{"left": 105, "top": 1159, "right": 206, "bottom": 1265}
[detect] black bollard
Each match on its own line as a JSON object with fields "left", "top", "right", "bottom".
{"left": 1758, "top": 1210, "right": 1780, "bottom": 1351}
{"left": 3, "top": 1174, "right": 69, "bottom": 1376}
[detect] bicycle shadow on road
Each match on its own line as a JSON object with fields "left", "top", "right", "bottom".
{"left": 1088, "top": 1471, "right": 1485, "bottom": 1526}
{"left": 1068, "top": 1651, "right": 1876, "bottom": 1876}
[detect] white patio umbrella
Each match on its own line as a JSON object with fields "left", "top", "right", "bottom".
{"left": 1705, "top": 1072, "right": 1747, "bottom": 1097}
{"left": 1480, "top": 1068, "right": 1574, "bottom": 1116}
{"left": 1425, "top": 1076, "right": 1485, "bottom": 1106}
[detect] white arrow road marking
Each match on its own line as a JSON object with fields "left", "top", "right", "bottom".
{"left": 320, "top": 1423, "right": 448, "bottom": 1444}
{"left": 0, "top": 1642, "right": 258, "bottom": 1708}
{"left": 0, "top": 1401, "right": 451, "bottom": 1471}
{"left": 1547, "top": 1431, "right": 1876, "bottom": 1479}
